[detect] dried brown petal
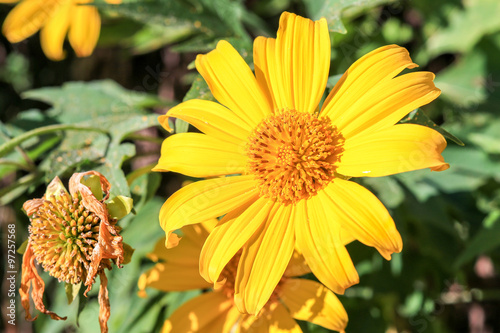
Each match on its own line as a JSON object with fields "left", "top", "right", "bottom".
{"left": 19, "top": 243, "right": 66, "bottom": 321}
{"left": 98, "top": 272, "right": 110, "bottom": 333}
{"left": 68, "top": 171, "right": 124, "bottom": 294}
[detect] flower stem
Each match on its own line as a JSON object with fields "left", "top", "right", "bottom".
{"left": 0, "top": 124, "right": 108, "bottom": 158}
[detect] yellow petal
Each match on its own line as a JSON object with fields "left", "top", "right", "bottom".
{"left": 146, "top": 236, "right": 200, "bottom": 266}
{"left": 321, "top": 180, "right": 402, "bottom": 259}
{"left": 331, "top": 71, "right": 440, "bottom": 139}
{"left": 199, "top": 197, "right": 273, "bottom": 286}
{"left": 68, "top": 2, "right": 100, "bottom": 57}
{"left": 234, "top": 204, "right": 295, "bottom": 314}
{"left": 195, "top": 40, "right": 272, "bottom": 127}
{"left": 322, "top": 45, "right": 435, "bottom": 137}
{"left": 161, "top": 291, "right": 234, "bottom": 333}
{"left": 153, "top": 133, "right": 247, "bottom": 178}
{"left": 181, "top": 220, "right": 217, "bottom": 250}
{"left": 268, "top": 302, "right": 303, "bottom": 333}
{"left": 337, "top": 124, "right": 449, "bottom": 177}
{"left": 276, "top": 12, "right": 330, "bottom": 113}
{"left": 239, "top": 302, "right": 302, "bottom": 333}
{"left": 284, "top": 250, "right": 311, "bottom": 278}
{"left": 138, "top": 261, "right": 210, "bottom": 296}
{"left": 158, "top": 175, "right": 258, "bottom": 248}
{"left": 0, "top": 1, "right": 20, "bottom": 4}
{"left": 206, "top": 305, "right": 242, "bottom": 333}
{"left": 280, "top": 278, "right": 348, "bottom": 332}
{"left": 295, "top": 197, "right": 359, "bottom": 294}
{"left": 2, "top": 0, "right": 60, "bottom": 43}
{"left": 39, "top": 0, "right": 72, "bottom": 60}
{"left": 160, "top": 99, "right": 253, "bottom": 144}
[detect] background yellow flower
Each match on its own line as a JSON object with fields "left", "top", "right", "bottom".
{"left": 139, "top": 222, "right": 348, "bottom": 333}
{"left": 0, "top": 0, "right": 120, "bottom": 60}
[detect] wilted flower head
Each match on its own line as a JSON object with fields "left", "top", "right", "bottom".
{"left": 20, "top": 171, "right": 133, "bottom": 333}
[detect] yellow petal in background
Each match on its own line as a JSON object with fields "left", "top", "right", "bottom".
{"left": 280, "top": 278, "right": 348, "bottom": 332}
{"left": 195, "top": 40, "right": 272, "bottom": 127}
{"left": 161, "top": 292, "right": 234, "bottom": 333}
{"left": 39, "top": 0, "right": 71, "bottom": 60}
{"left": 153, "top": 133, "right": 247, "bottom": 178}
{"left": 284, "top": 250, "right": 311, "bottom": 278}
{"left": 322, "top": 179, "right": 402, "bottom": 260}
{"left": 158, "top": 175, "right": 258, "bottom": 247}
{"left": 161, "top": 99, "right": 253, "bottom": 144}
{"left": 337, "top": 124, "right": 449, "bottom": 177}
{"left": 2, "top": 0, "right": 61, "bottom": 43}
{"left": 68, "top": 2, "right": 100, "bottom": 57}
{"left": 268, "top": 302, "right": 303, "bottom": 333}
{"left": 234, "top": 204, "right": 295, "bottom": 314}
{"left": 138, "top": 261, "right": 210, "bottom": 295}
{"left": 295, "top": 198, "right": 359, "bottom": 294}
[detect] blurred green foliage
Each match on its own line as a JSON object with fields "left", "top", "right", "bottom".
{"left": 1, "top": 0, "right": 500, "bottom": 332}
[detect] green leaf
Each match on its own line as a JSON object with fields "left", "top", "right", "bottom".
{"left": 399, "top": 109, "right": 464, "bottom": 146}
{"left": 95, "top": 142, "right": 136, "bottom": 198}
{"left": 304, "top": 0, "right": 396, "bottom": 33}
{"left": 65, "top": 282, "right": 82, "bottom": 305}
{"left": 81, "top": 175, "right": 104, "bottom": 201}
{"left": 426, "top": 0, "right": 500, "bottom": 55}
{"left": 173, "top": 73, "right": 217, "bottom": 133}
{"left": 107, "top": 195, "right": 134, "bottom": 220}
{"left": 128, "top": 22, "right": 195, "bottom": 54}
{"left": 96, "top": 0, "right": 241, "bottom": 47}
{"left": 17, "top": 239, "right": 28, "bottom": 255}
{"left": 434, "top": 51, "right": 488, "bottom": 107}
{"left": 454, "top": 210, "right": 500, "bottom": 268}
{"left": 22, "top": 80, "right": 160, "bottom": 124}
{"left": 467, "top": 119, "right": 500, "bottom": 154}
{"left": 121, "top": 243, "right": 135, "bottom": 265}
{"left": 326, "top": 74, "right": 343, "bottom": 89}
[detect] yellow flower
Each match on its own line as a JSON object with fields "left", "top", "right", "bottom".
{"left": 155, "top": 12, "right": 449, "bottom": 314}
{"left": 21, "top": 171, "right": 132, "bottom": 333}
{"left": 0, "top": 0, "right": 121, "bottom": 61}
{"left": 139, "top": 222, "right": 348, "bottom": 333}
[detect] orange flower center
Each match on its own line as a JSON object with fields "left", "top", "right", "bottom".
{"left": 29, "top": 193, "right": 100, "bottom": 284}
{"left": 247, "top": 110, "right": 344, "bottom": 205}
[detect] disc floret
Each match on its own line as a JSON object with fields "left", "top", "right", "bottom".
{"left": 247, "top": 110, "right": 344, "bottom": 205}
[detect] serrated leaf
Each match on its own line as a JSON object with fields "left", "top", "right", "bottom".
{"left": 95, "top": 143, "right": 136, "bottom": 197}
{"left": 399, "top": 109, "right": 464, "bottom": 146}
{"left": 22, "top": 80, "right": 160, "bottom": 123}
{"left": 96, "top": 1, "right": 233, "bottom": 39}
{"left": 427, "top": 0, "right": 500, "bottom": 55}
{"left": 434, "top": 51, "right": 488, "bottom": 107}
{"left": 304, "top": 0, "right": 395, "bottom": 33}
{"left": 44, "top": 145, "right": 106, "bottom": 181}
